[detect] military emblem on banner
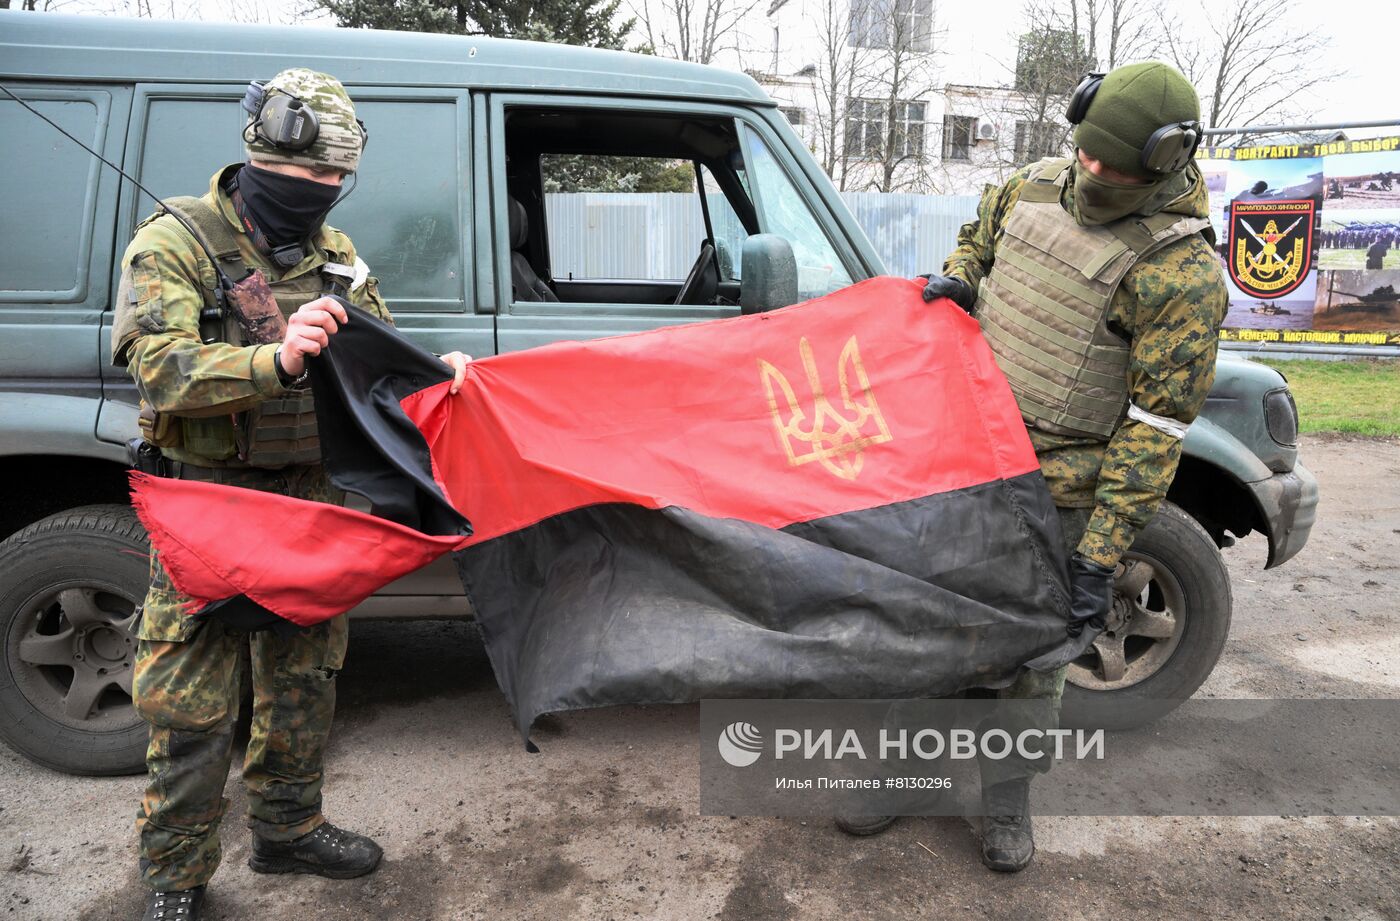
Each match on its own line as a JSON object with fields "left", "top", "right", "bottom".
{"left": 1229, "top": 199, "right": 1316, "bottom": 298}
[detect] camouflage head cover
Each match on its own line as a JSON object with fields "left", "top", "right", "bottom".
{"left": 244, "top": 68, "right": 364, "bottom": 173}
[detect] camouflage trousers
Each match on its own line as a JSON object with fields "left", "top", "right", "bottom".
{"left": 132, "top": 464, "right": 348, "bottom": 892}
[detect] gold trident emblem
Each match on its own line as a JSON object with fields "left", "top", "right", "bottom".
{"left": 757, "top": 336, "right": 893, "bottom": 481}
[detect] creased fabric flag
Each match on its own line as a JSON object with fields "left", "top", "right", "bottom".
{"left": 132, "top": 276, "right": 1080, "bottom": 738}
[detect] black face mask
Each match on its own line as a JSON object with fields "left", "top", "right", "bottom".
{"left": 234, "top": 163, "right": 342, "bottom": 248}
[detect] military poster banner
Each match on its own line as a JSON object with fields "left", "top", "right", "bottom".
{"left": 1196, "top": 135, "right": 1400, "bottom": 347}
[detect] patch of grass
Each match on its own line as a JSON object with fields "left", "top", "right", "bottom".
{"left": 1257, "top": 359, "right": 1400, "bottom": 436}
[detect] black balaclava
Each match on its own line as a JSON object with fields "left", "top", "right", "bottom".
{"left": 234, "top": 163, "right": 341, "bottom": 248}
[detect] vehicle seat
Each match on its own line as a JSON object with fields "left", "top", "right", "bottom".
{"left": 509, "top": 196, "right": 558, "bottom": 303}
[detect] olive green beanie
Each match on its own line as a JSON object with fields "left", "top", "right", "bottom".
{"left": 244, "top": 68, "right": 364, "bottom": 173}
{"left": 1073, "top": 61, "right": 1200, "bottom": 178}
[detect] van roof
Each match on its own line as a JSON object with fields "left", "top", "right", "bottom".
{"left": 0, "top": 11, "right": 773, "bottom": 107}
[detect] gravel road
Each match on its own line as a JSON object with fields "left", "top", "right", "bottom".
{"left": 3, "top": 433, "right": 1397, "bottom": 921}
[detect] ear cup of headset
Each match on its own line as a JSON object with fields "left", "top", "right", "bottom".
{"left": 243, "top": 80, "right": 320, "bottom": 152}
{"left": 1140, "top": 121, "right": 1203, "bottom": 174}
{"left": 242, "top": 77, "right": 367, "bottom": 159}
{"left": 1065, "top": 72, "right": 1104, "bottom": 125}
{"left": 256, "top": 94, "right": 319, "bottom": 150}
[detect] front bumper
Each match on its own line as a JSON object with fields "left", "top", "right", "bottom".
{"left": 1249, "top": 460, "right": 1319, "bottom": 569}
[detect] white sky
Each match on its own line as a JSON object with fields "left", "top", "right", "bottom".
{"left": 29, "top": 0, "right": 1400, "bottom": 135}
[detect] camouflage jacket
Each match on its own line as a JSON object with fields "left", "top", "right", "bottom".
{"left": 113, "top": 164, "right": 391, "bottom": 462}
{"left": 944, "top": 163, "right": 1228, "bottom": 568}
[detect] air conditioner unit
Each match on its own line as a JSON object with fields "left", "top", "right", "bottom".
{"left": 976, "top": 120, "right": 998, "bottom": 141}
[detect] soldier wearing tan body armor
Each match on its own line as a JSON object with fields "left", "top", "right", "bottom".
{"left": 112, "top": 69, "right": 468, "bottom": 921}
{"left": 838, "top": 62, "right": 1228, "bottom": 871}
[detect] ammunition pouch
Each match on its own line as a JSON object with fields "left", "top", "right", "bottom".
{"left": 137, "top": 401, "right": 181, "bottom": 450}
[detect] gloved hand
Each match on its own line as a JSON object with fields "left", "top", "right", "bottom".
{"left": 1066, "top": 553, "right": 1115, "bottom": 637}
{"left": 918, "top": 274, "right": 975, "bottom": 313}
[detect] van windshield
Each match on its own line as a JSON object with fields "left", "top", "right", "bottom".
{"left": 741, "top": 127, "right": 853, "bottom": 300}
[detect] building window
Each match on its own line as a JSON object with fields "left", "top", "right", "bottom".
{"left": 1014, "top": 119, "right": 1062, "bottom": 162}
{"left": 942, "top": 114, "right": 975, "bottom": 161}
{"left": 849, "top": 0, "right": 935, "bottom": 52}
{"left": 780, "top": 106, "right": 807, "bottom": 128}
{"left": 845, "top": 99, "right": 927, "bottom": 160}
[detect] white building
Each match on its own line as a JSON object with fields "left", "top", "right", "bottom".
{"left": 648, "top": 0, "right": 1075, "bottom": 195}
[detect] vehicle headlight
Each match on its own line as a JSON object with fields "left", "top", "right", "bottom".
{"left": 1264, "top": 387, "right": 1298, "bottom": 446}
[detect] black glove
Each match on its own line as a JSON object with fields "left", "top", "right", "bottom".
{"left": 1066, "top": 553, "right": 1115, "bottom": 637}
{"left": 918, "top": 274, "right": 975, "bottom": 313}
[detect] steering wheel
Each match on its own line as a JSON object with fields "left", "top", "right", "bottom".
{"left": 674, "top": 241, "right": 717, "bottom": 306}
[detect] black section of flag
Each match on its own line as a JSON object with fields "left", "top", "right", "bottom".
{"left": 455, "top": 473, "right": 1073, "bottom": 740}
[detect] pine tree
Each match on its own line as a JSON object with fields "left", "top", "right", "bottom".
{"left": 313, "top": 0, "right": 635, "bottom": 50}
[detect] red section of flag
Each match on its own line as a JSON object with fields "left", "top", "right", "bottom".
{"left": 132, "top": 276, "right": 1041, "bottom": 624}
{"left": 403, "top": 276, "right": 1039, "bottom": 546}
{"left": 130, "top": 472, "right": 464, "bottom": 626}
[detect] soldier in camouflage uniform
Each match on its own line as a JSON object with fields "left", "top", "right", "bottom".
{"left": 113, "top": 69, "right": 469, "bottom": 921}
{"left": 838, "top": 62, "right": 1227, "bottom": 871}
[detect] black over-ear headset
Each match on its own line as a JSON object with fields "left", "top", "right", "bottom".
{"left": 1064, "top": 72, "right": 1202, "bottom": 175}
{"left": 241, "top": 81, "right": 368, "bottom": 152}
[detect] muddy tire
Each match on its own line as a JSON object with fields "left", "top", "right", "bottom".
{"left": 0, "top": 505, "right": 150, "bottom": 775}
{"left": 1061, "top": 501, "right": 1232, "bottom": 731}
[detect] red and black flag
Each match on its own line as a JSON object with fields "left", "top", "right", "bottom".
{"left": 132, "top": 277, "right": 1081, "bottom": 738}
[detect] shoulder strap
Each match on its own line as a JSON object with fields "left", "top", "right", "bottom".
{"left": 160, "top": 195, "right": 251, "bottom": 284}
{"left": 1018, "top": 157, "right": 1075, "bottom": 203}
{"left": 1108, "top": 212, "right": 1214, "bottom": 257}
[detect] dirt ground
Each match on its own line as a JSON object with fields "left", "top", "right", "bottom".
{"left": 3, "top": 434, "right": 1398, "bottom": 921}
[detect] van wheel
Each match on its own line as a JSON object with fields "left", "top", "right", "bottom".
{"left": 0, "top": 505, "right": 150, "bottom": 776}
{"left": 1061, "top": 501, "right": 1232, "bottom": 730}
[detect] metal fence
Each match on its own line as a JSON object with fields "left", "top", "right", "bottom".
{"left": 543, "top": 191, "right": 979, "bottom": 281}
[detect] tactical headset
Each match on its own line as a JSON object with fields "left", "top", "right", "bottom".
{"left": 241, "top": 80, "right": 368, "bottom": 153}
{"left": 237, "top": 80, "right": 369, "bottom": 267}
{"left": 1065, "top": 72, "right": 1202, "bottom": 175}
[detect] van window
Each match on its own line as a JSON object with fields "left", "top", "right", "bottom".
{"left": 503, "top": 106, "right": 759, "bottom": 307}
{"left": 135, "top": 97, "right": 242, "bottom": 210}
{"left": 541, "top": 154, "right": 701, "bottom": 281}
{"left": 331, "top": 98, "right": 466, "bottom": 307}
{"left": 742, "top": 127, "right": 853, "bottom": 300}
{"left": 700, "top": 163, "right": 746, "bottom": 282}
{"left": 134, "top": 94, "right": 468, "bottom": 311}
{"left": 0, "top": 94, "right": 102, "bottom": 296}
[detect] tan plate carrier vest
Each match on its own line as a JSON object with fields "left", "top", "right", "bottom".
{"left": 975, "top": 158, "right": 1211, "bottom": 439}
{"left": 140, "top": 196, "right": 329, "bottom": 469}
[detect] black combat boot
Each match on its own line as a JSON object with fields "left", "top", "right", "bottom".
{"left": 142, "top": 886, "right": 204, "bottom": 921}
{"left": 834, "top": 814, "right": 898, "bottom": 836}
{"left": 249, "top": 821, "right": 383, "bottom": 879}
{"left": 979, "top": 779, "right": 1034, "bottom": 872}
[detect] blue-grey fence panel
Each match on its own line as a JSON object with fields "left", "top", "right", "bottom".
{"left": 542, "top": 191, "right": 980, "bottom": 281}
{"left": 839, "top": 192, "right": 980, "bottom": 278}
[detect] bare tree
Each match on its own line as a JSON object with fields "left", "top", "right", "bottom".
{"left": 984, "top": 0, "right": 1091, "bottom": 172}
{"left": 0, "top": 1, "right": 66, "bottom": 9}
{"left": 805, "top": 0, "right": 874, "bottom": 190}
{"left": 979, "top": 0, "right": 1158, "bottom": 177}
{"left": 841, "top": 0, "right": 942, "bottom": 193}
{"left": 631, "top": 0, "right": 763, "bottom": 65}
{"left": 1157, "top": 0, "right": 1331, "bottom": 130}
{"left": 1099, "top": 0, "right": 1156, "bottom": 68}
